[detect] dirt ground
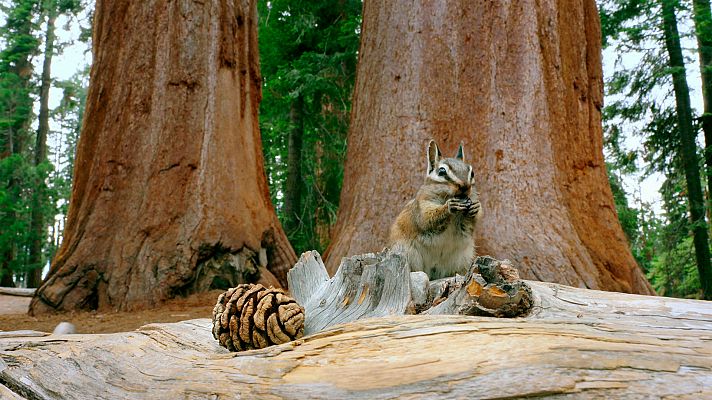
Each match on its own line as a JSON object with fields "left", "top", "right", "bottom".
{"left": 0, "top": 290, "right": 223, "bottom": 334}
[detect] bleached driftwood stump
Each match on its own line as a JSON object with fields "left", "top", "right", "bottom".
{"left": 287, "top": 251, "right": 532, "bottom": 334}
{"left": 1, "top": 251, "right": 711, "bottom": 399}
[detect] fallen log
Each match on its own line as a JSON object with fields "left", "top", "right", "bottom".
{"left": 1, "top": 257, "right": 710, "bottom": 398}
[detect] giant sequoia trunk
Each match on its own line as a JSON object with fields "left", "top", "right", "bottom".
{"left": 324, "top": 0, "right": 653, "bottom": 294}
{"left": 30, "top": 0, "right": 296, "bottom": 314}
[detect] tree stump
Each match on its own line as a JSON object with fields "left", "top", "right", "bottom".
{"left": 288, "top": 250, "right": 532, "bottom": 334}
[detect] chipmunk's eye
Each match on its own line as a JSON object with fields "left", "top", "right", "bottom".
{"left": 470, "top": 171, "right": 475, "bottom": 180}
{"left": 437, "top": 167, "right": 447, "bottom": 176}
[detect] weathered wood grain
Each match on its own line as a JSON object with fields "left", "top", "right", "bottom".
{"left": 0, "top": 383, "right": 25, "bottom": 400}
{"left": 1, "top": 281, "right": 710, "bottom": 399}
{"left": 289, "top": 251, "right": 531, "bottom": 334}
{"left": 288, "top": 250, "right": 412, "bottom": 334}
{"left": 0, "top": 331, "right": 47, "bottom": 339}
{"left": 0, "top": 288, "right": 35, "bottom": 297}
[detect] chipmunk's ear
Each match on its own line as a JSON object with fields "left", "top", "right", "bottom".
{"left": 456, "top": 142, "right": 465, "bottom": 161}
{"left": 427, "top": 140, "right": 441, "bottom": 174}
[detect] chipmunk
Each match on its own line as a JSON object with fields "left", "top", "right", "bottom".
{"left": 389, "top": 140, "right": 481, "bottom": 279}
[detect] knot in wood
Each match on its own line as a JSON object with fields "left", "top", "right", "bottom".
{"left": 211, "top": 284, "right": 305, "bottom": 351}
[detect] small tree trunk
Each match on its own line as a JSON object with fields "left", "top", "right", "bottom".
{"left": 30, "top": 0, "right": 296, "bottom": 314}
{"left": 691, "top": 0, "right": 712, "bottom": 214}
{"left": 661, "top": 0, "right": 712, "bottom": 299}
{"left": 33, "top": 6, "right": 54, "bottom": 195}
{"left": 324, "top": 0, "right": 653, "bottom": 294}
{"left": 27, "top": 6, "right": 57, "bottom": 288}
{"left": 283, "top": 96, "right": 304, "bottom": 235}
{"left": 0, "top": 253, "right": 15, "bottom": 287}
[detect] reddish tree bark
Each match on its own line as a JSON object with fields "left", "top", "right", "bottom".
{"left": 30, "top": 0, "right": 296, "bottom": 314}
{"left": 324, "top": 0, "right": 653, "bottom": 294}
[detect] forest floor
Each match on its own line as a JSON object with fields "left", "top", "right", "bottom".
{"left": 0, "top": 290, "right": 223, "bottom": 334}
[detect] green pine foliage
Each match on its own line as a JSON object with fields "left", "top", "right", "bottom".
{"left": 649, "top": 236, "right": 702, "bottom": 296}
{"left": 258, "top": 0, "right": 361, "bottom": 253}
{"left": 0, "top": 155, "right": 32, "bottom": 271}
{"left": 0, "top": 0, "right": 89, "bottom": 286}
{"left": 651, "top": 171, "right": 712, "bottom": 298}
{"left": 0, "top": 0, "right": 40, "bottom": 285}
{"left": 0, "top": 0, "right": 38, "bottom": 144}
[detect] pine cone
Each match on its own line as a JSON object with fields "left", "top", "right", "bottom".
{"left": 212, "top": 284, "right": 305, "bottom": 351}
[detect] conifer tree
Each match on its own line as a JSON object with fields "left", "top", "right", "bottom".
{"left": 660, "top": 0, "right": 712, "bottom": 299}
{"left": 258, "top": 0, "right": 361, "bottom": 254}
{"left": 0, "top": 0, "right": 40, "bottom": 286}
{"left": 600, "top": 0, "right": 712, "bottom": 298}
{"left": 26, "top": 0, "right": 84, "bottom": 287}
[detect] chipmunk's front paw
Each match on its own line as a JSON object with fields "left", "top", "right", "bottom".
{"left": 467, "top": 200, "right": 481, "bottom": 218}
{"left": 447, "top": 198, "right": 470, "bottom": 214}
